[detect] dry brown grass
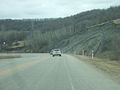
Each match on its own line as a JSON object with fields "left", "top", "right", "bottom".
{"left": 74, "top": 55, "right": 120, "bottom": 84}
{"left": 87, "top": 18, "right": 120, "bottom": 29}
{"left": 0, "top": 56, "right": 21, "bottom": 59}
{"left": 87, "top": 21, "right": 110, "bottom": 28}
{"left": 113, "top": 19, "right": 120, "bottom": 24}
{"left": 9, "top": 41, "right": 25, "bottom": 49}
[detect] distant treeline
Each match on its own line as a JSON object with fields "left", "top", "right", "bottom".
{"left": 0, "top": 6, "right": 120, "bottom": 32}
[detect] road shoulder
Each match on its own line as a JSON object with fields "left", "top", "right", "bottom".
{"left": 73, "top": 55, "right": 120, "bottom": 84}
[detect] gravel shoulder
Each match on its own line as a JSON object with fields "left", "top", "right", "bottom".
{"left": 74, "top": 55, "right": 120, "bottom": 84}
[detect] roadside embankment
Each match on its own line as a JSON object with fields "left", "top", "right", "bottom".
{"left": 74, "top": 55, "right": 120, "bottom": 84}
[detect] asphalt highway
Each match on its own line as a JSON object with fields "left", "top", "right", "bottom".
{"left": 0, "top": 53, "right": 120, "bottom": 90}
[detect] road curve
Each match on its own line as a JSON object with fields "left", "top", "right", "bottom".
{"left": 0, "top": 53, "right": 120, "bottom": 90}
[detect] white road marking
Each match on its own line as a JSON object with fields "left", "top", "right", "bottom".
{"left": 64, "top": 59, "right": 75, "bottom": 90}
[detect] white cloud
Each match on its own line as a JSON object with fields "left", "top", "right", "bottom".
{"left": 0, "top": 0, "right": 119, "bottom": 19}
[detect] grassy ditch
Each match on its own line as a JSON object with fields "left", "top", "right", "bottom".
{"left": 74, "top": 55, "right": 120, "bottom": 84}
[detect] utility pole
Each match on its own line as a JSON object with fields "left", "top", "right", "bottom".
{"left": 30, "top": 20, "right": 34, "bottom": 53}
{"left": 31, "top": 20, "right": 34, "bottom": 38}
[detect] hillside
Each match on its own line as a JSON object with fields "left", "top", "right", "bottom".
{"left": 0, "top": 6, "right": 120, "bottom": 60}
{"left": 62, "top": 19, "right": 120, "bottom": 60}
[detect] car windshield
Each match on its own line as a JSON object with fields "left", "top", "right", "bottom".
{"left": 54, "top": 49, "right": 60, "bottom": 51}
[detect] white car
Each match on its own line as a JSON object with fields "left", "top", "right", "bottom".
{"left": 51, "top": 49, "right": 62, "bottom": 57}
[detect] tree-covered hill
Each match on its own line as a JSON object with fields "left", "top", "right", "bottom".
{"left": 0, "top": 6, "right": 120, "bottom": 32}
{"left": 0, "top": 6, "right": 120, "bottom": 60}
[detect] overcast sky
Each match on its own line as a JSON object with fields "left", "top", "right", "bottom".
{"left": 0, "top": 0, "right": 120, "bottom": 19}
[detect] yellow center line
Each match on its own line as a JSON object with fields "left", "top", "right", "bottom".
{"left": 0, "top": 57, "right": 48, "bottom": 76}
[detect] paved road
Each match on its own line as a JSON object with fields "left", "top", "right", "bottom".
{"left": 0, "top": 53, "right": 120, "bottom": 90}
